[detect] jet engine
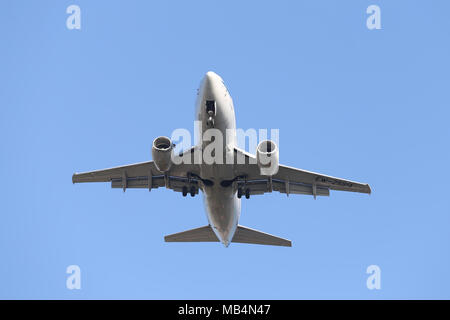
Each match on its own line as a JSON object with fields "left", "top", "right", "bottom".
{"left": 256, "top": 140, "right": 279, "bottom": 176}
{"left": 152, "top": 136, "right": 173, "bottom": 172}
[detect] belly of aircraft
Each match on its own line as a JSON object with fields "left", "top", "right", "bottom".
{"left": 203, "top": 183, "right": 240, "bottom": 246}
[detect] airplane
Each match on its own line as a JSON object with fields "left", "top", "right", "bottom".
{"left": 72, "top": 71, "right": 371, "bottom": 247}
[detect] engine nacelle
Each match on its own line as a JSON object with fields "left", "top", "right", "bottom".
{"left": 256, "top": 140, "right": 279, "bottom": 176}
{"left": 152, "top": 136, "right": 173, "bottom": 172}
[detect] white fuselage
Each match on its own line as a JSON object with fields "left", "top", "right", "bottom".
{"left": 195, "top": 71, "right": 240, "bottom": 247}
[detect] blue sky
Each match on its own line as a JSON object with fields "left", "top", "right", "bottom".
{"left": 1, "top": 0, "right": 449, "bottom": 299}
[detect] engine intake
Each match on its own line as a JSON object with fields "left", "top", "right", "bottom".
{"left": 256, "top": 140, "right": 279, "bottom": 176}
{"left": 152, "top": 136, "right": 173, "bottom": 172}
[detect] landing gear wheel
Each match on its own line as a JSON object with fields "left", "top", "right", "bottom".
{"left": 190, "top": 187, "right": 196, "bottom": 197}
{"left": 237, "top": 188, "right": 243, "bottom": 199}
{"left": 245, "top": 188, "right": 250, "bottom": 199}
{"left": 207, "top": 116, "right": 215, "bottom": 127}
{"left": 182, "top": 186, "right": 188, "bottom": 197}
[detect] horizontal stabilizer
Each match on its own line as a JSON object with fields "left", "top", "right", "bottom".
{"left": 232, "top": 225, "right": 292, "bottom": 247}
{"left": 164, "top": 225, "right": 219, "bottom": 243}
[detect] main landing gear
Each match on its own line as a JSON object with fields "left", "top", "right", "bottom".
{"left": 237, "top": 188, "right": 250, "bottom": 199}
{"left": 182, "top": 186, "right": 197, "bottom": 197}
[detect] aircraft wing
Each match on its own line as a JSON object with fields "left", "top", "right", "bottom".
{"left": 72, "top": 147, "right": 202, "bottom": 194}
{"left": 233, "top": 147, "right": 371, "bottom": 197}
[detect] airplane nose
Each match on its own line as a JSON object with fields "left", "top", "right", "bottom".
{"left": 205, "top": 71, "right": 217, "bottom": 80}
{"left": 203, "top": 71, "right": 217, "bottom": 89}
{"left": 201, "top": 71, "right": 221, "bottom": 102}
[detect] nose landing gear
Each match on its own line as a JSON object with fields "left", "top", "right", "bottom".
{"left": 207, "top": 112, "right": 215, "bottom": 127}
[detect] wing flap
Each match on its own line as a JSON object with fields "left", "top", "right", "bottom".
{"left": 72, "top": 161, "right": 155, "bottom": 183}
{"left": 110, "top": 175, "right": 201, "bottom": 194}
{"left": 237, "top": 179, "right": 330, "bottom": 197}
{"left": 232, "top": 147, "right": 371, "bottom": 196}
{"left": 72, "top": 147, "right": 202, "bottom": 193}
{"left": 276, "top": 165, "right": 371, "bottom": 194}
